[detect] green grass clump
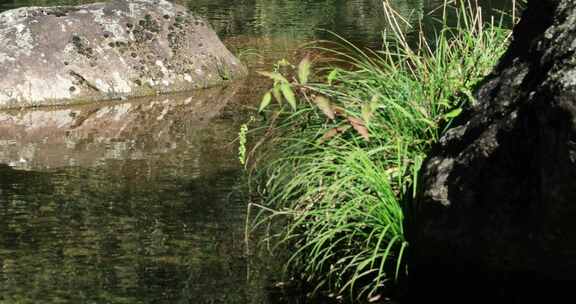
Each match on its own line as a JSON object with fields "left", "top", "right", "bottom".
{"left": 246, "top": 0, "right": 513, "bottom": 301}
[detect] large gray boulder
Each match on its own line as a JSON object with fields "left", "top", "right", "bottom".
{"left": 410, "top": 0, "right": 576, "bottom": 302}
{"left": 0, "top": 0, "right": 247, "bottom": 108}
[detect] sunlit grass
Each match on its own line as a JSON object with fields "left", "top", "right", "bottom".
{"left": 246, "top": 0, "right": 514, "bottom": 301}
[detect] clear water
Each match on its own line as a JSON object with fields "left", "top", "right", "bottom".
{"left": 0, "top": 1, "right": 513, "bottom": 303}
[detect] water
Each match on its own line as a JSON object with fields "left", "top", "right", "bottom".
{"left": 0, "top": 1, "right": 514, "bottom": 303}
{"left": 0, "top": 88, "right": 265, "bottom": 303}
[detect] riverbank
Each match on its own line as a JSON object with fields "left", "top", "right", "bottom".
{"left": 245, "top": 1, "right": 516, "bottom": 302}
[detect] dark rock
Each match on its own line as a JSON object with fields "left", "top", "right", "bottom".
{"left": 410, "top": 0, "right": 576, "bottom": 302}
{"left": 0, "top": 0, "right": 247, "bottom": 108}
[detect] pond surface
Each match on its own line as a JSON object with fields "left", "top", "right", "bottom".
{"left": 0, "top": 0, "right": 513, "bottom": 303}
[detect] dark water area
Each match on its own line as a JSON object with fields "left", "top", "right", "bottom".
{"left": 0, "top": 88, "right": 270, "bottom": 303}
{"left": 186, "top": 0, "right": 515, "bottom": 47}
{"left": 0, "top": 0, "right": 515, "bottom": 303}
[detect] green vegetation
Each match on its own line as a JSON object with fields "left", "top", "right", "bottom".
{"left": 246, "top": 0, "right": 514, "bottom": 301}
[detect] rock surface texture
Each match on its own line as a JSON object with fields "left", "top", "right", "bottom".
{"left": 411, "top": 0, "right": 576, "bottom": 302}
{"left": 0, "top": 0, "right": 247, "bottom": 108}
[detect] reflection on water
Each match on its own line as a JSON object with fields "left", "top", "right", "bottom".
{"left": 0, "top": 166, "right": 250, "bottom": 303}
{"left": 186, "top": 0, "right": 396, "bottom": 47}
{"left": 0, "top": 86, "right": 239, "bottom": 170}
{"left": 0, "top": 86, "right": 273, "bottom": 303}
{"left": 0, "top": 0, "right": 516, "bottom": 303}
{"left": 186, "top": 0, "right": 514, "bottom": 48}
{"left": 0, "top": 0, "right": 515, "bottom": 49}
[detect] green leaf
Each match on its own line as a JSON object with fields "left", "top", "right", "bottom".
{"left": 444, "top": 108, "right": 462, "bottom": 119}
{"left": 314, "top": 96, "right": 335, "bottom": 120}
{"left": 362, "top": 104, "right": 373, "bottom": 124}
{"left": 259, "top": 91, "right": 272, "bottom": 112}
{"left": 462, "top": 88, "right": 477, "bottom": 104}
{"left": 272, "top": 85, "right": 283, "bottom": 104}
{"left": 370, "top": 95, "right": 379, "bottom": 110}
{"left": 327, "top": 69, "right": 339, "bottom": 86}
{"left": 280, "top": 83, "right": 297, "bottom": 110}
{"left": 277, "top": 58, "right": 291, "bottom": 67}
{"left": 297, "top": 56, "right": 311, "bottom": 85}
{"left": 438, "top": 99, "right": 451, "bottom": 108}
{"left": 257, "top": 71, "right": 289, "bottom": 83}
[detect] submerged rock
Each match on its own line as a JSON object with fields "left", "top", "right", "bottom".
{"left": 0, "top": 0, "right": 247, "bottom": 108}
{"left": 411, "top": 0, "right": 576, "bottom": 302}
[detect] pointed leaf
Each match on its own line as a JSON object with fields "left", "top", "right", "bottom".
{"left": 314, "top": 96, "right": 335, "bottom": 120}
{"left": 462, "top": 88, "right": 476, "bottom": 104}
{"left": 270, "top": 85, "right": 283, "bottom": 105}
{"left": 438, "top": 99, "right": 451, "bottom": 108}
{"left": 280, "top": 83, "right": 297, "bottom": 110}
{"left": 257, "top": 71, "right": 289, "bottom": 83}
{"left": 368, "top": 294, "right": 381, "bottom": 303}
{"left": 277, "top": 58, "right": 291, "bottom": 67}
{"left": 318, "top": 125, "right": 350, "bottom": 144}
{"left": 370, "top": 95, "right": 379, "bottom": 111}
{"left": 362, "top": 103, "right": 373, "bottom": 124}
{"left": 259, "top": 91, "right": 272, "bottom": 112}
{"left": 336, "top": 125, "right": 351, "bottom": 132}
{"left": 318, "top": 128, "right": 339, "bottom": 144}
{"left": 348, "top": 116, "right": 370, "bottom": 141}
{"left": 327, "top": 69, "right": 339, "bottom": 86}
{"left": 444, "top": 108, "right": 462, "bottom": 119}
{"left": 297, "top": 56, "right": 311, "bottom": 85}
{"left": 332, "top": 106, "right": 346, "bottom": 117}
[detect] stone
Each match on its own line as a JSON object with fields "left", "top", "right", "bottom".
{"left": 410, "top": 0, "right": 576, "bottom": 302}
{"left": 0, "top": 0, "right": 247, "bottom": 109}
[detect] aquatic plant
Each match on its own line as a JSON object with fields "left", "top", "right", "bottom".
{"left": 246, "top": 0, "right": 515, "bottom": 301}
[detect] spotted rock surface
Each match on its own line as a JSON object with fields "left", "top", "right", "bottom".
{"left": 0, "top": 0, "right": 247, "bottom": 108}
